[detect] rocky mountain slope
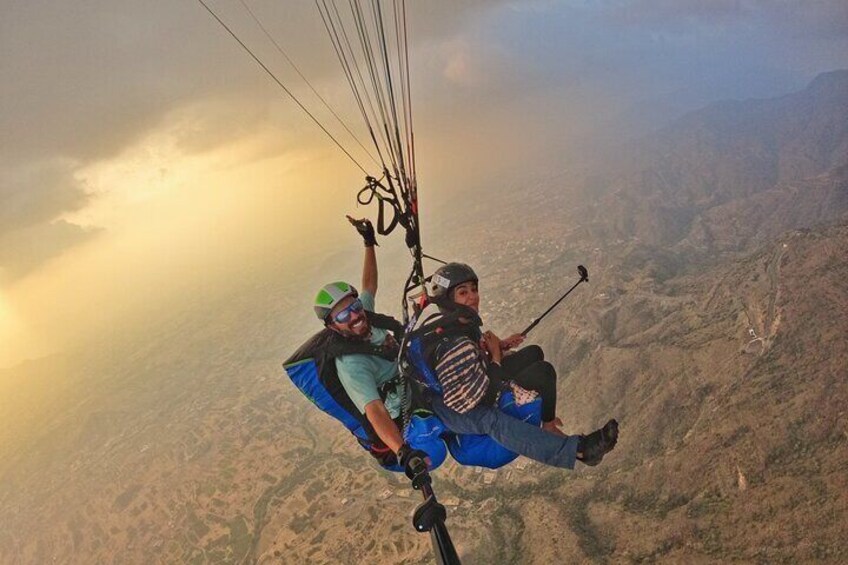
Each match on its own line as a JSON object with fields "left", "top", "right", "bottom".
{"left": 585, "top": 70, "right": 848, "bottom": 251}
{"left": 521, "top": 224, "right": 848, "bottom": 562}
{"left": 2, "top": 71, "right": 847, "bottom": 564}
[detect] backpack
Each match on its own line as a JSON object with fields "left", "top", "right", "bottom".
{"left": 283, "top": 311, "right": 406, "bottom": 468}
{"left": 402, "top": 301, "right": 483, "bottom": 395}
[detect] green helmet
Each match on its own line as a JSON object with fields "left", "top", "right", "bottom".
{"left": 314, "top": 281, "right": 359, "bottom": 321}
{"left": 427, "top": 263, "right": 478, "bottom": 300}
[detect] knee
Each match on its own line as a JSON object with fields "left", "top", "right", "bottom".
{"left": 524, "top": 344, "right": 544, "bottom": 363}
{"left": 535, "top": 360, "right": 557, "bottom": 382}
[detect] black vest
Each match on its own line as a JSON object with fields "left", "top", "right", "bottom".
{"left": 284, "top": 312, "right": 405, "bottom": 466}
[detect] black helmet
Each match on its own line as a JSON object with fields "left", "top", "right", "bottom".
{"left": 427, "top": 262, "right": 478, "bottom": 300}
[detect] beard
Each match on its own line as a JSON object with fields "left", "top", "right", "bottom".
{"left": 337, "top": 316, "right": 371, "bottom": 339}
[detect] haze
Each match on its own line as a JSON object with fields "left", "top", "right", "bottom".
{"left": 1, "top": 0, "right": 845, "bottom": 367}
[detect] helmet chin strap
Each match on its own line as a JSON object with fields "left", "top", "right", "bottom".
{"left": 431, "top": 298, "right": 482, "bottom": 328}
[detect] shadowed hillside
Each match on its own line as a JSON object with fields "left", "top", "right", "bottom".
{"left": 522, "top": 224, "right": 848, "bottom": 562}
{"left": 586, "top": 70, "right": 848, "bottom": 250}
{"left": 2, "top": 72, "right": 847, "bottom": 564}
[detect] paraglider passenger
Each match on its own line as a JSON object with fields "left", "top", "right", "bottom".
{"left": 415, "top": 263, "right": 619, "bottom": 468}
{"left": 457, "top": 280, "right": 565, "bottom": 436}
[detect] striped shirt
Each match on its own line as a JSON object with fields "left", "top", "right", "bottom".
{"left": 435, "top": 336, "right": 490, "bottom": 413}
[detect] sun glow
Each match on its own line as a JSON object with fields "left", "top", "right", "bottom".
{"left": 0, "top": 293, "right": 11, "bottom": 326}
{"left": 1, "top": 101, "right": 360, "bottom": 368}
{"left": 0, "top": 292, "right": 24, "bottom": 368}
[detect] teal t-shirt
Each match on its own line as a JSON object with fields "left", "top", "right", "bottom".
{"left": 335, "top": 291, "right": 401, "bottom": 418}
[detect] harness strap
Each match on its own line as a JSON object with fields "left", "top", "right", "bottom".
{"left": 377, "top": 195, "right": 401, "bottom": 235}
{"left": 358, "top": 176, "right": 403, "bottom": 236}
{"left": 378, "top": 374, "right": 405, "bottom": 399}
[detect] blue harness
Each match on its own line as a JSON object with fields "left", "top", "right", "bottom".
{"left": 400, "top": 306, "right": 542, "bottom": 469}
{"left": 284, "top": 309, "right": 542, "bottom": 472}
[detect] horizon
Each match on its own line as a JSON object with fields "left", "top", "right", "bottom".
{"left": 1, "top": 2, "right": 846, "bottom": 366}
{"left": 2, "top": 3, "right": 848, "bottom": 563}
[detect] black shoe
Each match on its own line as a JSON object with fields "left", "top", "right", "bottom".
{"left": 577, "top": 419, "right": 619, "bottom": 466}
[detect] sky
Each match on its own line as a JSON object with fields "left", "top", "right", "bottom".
{"left": 1, "top": 0, "right": 846, "bottom": 368}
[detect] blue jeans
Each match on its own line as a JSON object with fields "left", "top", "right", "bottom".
{"left": 430, "top": 394, "right": 579, "bottom": 469}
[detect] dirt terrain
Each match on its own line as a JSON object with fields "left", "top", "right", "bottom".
{"left": 2, "top": 72, "right": 847, "bottom": 564}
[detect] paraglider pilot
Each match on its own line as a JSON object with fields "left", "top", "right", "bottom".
{"left": 312, "top": 217, "right": 427, "bottom": 476}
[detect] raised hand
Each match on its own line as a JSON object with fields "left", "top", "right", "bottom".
{"left": 346, "top": 215, "right": 378, "bottom": 247}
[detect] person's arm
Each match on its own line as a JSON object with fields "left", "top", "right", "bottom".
{"left": 483, "top": 331, "right": 503, "bottom": 364}
{"left": 364, "top": 399, "right": 404, "bottom": 453}
{"left": 361, "top": 245, "right": 377, "bottom": 296}
{"left": 347, "top": 216, "right": 378, "bottom": 296}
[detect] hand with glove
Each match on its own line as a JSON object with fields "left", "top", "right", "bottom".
{"left": 397, "top": 443, "right": 430, "bottom": 482}
{"left": 346, "top": 215, "right": 378, "bottom": 247}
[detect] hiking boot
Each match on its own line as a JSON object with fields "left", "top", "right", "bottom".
{"left": 576, "top": 419, "right": 619, "bottom": 466}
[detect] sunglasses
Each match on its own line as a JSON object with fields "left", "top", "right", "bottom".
{"left": 331, "top": 299, "right": 365, "bottom": 324}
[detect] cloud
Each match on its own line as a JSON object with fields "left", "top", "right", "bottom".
{"left": 0, "top": 1, "right": 510, "bottom": 165}
{"left": 759, "top": 0, "right": 848, "bottom": 39}
{"left": 604, "top": 0, "right": 746, "bottom": 29}
{"left": 3, "top": 0, "right": 842, "bottom": 167}
{"left": 0, "top": 0, "right": 328, "bottom": 280}
{"left": 0, "top": 0, "right": 267, "bottom": 164}
{"left": 0, "top": 1, "right": 514, "bottom": 279}
{"left": 439, "top": 39, "right": 518, "bottom": 88}
{"left": 601, "top": 0, "right": 848, "bottom": 38}
{"left": 0, "top": 160, "right": 89, "bottom": 236}
{"left": 1, "top": 0, "right": 845, "bottom": 284}
{"left": 443, "top": 42, "right": 475, "bottom": 85}
{"left": 0, "top": 220, "right": 99, "bottom": 285}
{"left": 0, "top": 159, "right": 97, "bottom": 283}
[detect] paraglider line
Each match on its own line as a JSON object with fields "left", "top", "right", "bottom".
{"left": 236, "top": 0, "right": 380, "bottom": 167}
{"left": 196, "top": 0, "right": 369, "bottom": 174}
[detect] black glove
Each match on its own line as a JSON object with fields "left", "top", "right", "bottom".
{"left": 397, "top": 443, "right": 429, "bottom": 481}
{"left": 347, "top": 215, "right": 378, "bottom": 247}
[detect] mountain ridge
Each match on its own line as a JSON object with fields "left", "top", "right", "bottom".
{"left": 2, "top": 72, "right": 847, "bottom": 563}
{"left": 583, "top": 69, "right": 848, "bottom": 249}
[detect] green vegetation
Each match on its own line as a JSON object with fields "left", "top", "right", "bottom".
{"left": 112, "top": 484, "right": 142, "bottom": 512}
{"left": 489, "top": 503, "right": 526, "bottom": 564}
{"left": 186, "top": 508, "right": 210, "bottom": 541}
{"left": 289, "top": 513, "right": 309, "bottom": 535}
{"left": 228, "top": 515, "right": 251, "bottom": 561}
{"left": 686, "top": 489, "right": 730, "bottom": 519}
{"left": 619, "top": 487, "right": 690, "bottom": 519}
{"left": 564, "top": 491, "right": 616, "bottom": 560}
{"left": 304, "top": 477, "right": 325, "bottom": 502}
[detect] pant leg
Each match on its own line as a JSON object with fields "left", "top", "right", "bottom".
{"left": 430, "top": 395, "right": 579, "bottom": 469}
{"left": 501, "top": 344, "right": 544, "bottom": 372}
{"left": 503, "top": 346, "right": 558, "bottom": 423}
